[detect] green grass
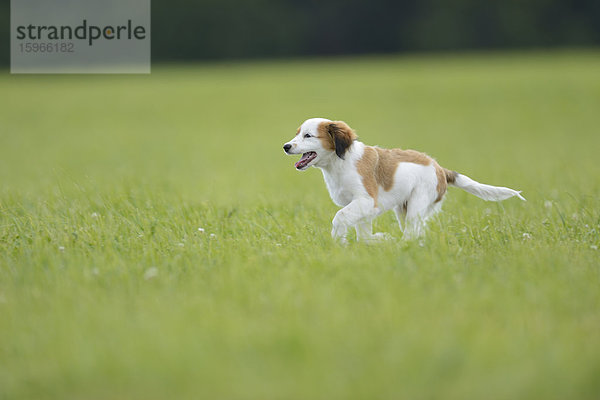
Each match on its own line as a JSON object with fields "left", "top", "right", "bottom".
{"left": 1, "top": 50, "right": 600, "bottom": 400}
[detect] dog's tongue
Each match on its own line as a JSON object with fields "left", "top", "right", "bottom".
{"left": 295, "top": 152, "right": 314, "bottom": 169}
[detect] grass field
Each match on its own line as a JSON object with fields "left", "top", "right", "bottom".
{"left": 1, "top": 50, "right": 599, "bottom": 400}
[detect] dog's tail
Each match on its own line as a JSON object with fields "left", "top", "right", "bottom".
{"left": 445, "top": 169, "right": 526, "bottom": 201}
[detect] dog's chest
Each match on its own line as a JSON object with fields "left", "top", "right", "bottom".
{"left": 321, "top": 169, "right": 355, "bottom": 207}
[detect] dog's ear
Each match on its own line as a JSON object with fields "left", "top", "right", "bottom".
{"left": 328, "top": 121, "right": 357, "bottom": 159}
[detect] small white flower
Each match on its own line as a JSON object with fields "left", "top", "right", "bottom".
{"left": 275, "top": 243, "right": 282, "bottom": 247}
{"left": 544, "top": 200, "right": 553, "bottom": 209}
{"left": 144, "top": 267, "right": 158, "bottom": 280}
{"left": 522, "top": 233, "right": 532, "bottom": 240}
{"left": 177, "top": 242, "right": 184, "bottom": 247}
{"left": 209, "top": 233, "right": 216, "bottom": 239}
{"left": 58, "top": 246, "right": 65, "bottom": 252}
{"left": 91, "top": 212, "right": 99, "bottom": 218}
{"left": 137, "top": 234, "right": 144, "bottom": 238}
{"left": 591, "top": 245, "right": 598, "bottom": 250}
{"left": 198, "top": 227, "right": 205, "bottom": 233}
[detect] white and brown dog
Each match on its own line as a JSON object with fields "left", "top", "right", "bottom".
{"left": 283, "top": 118, "right": 525, "bottom": 243}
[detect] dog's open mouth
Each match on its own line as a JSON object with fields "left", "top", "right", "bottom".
{"left": 295, "top": 151, "right": 317, "bottom": 170}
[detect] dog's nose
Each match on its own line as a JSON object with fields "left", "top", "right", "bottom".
{"left": 283, "top": 144, "right": 292, "bottom": 153}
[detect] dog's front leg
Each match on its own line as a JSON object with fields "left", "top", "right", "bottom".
{"left": 331, "top": 197, "right": 377, "bottom": 243}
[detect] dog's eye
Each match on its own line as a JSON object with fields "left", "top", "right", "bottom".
{"left": 304, "top": 134, "right": 311, "bottom": 138}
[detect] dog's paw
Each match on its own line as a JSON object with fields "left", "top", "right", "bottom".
{"left": 361, "top": 232, "right": 393, "bottom": 244}
{"left": 373, "top": 232, "right": 393, "bottom": 240}
{"left": 337, "top": 237, "right": 349, "bottom": 246}
{"left": 402, "top": 232, "right": 426, "bottom": 243}
{"left": 331, "top": 230, "right": 349, "bottom": 246}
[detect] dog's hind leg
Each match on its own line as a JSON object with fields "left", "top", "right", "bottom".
{"left": 393, "top": 203, "right": 407, "bottom": 233}
{"left": 404, "top": 191, "right": 434, "bottom": 240}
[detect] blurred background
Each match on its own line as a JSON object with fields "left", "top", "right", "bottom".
{"left": 1, "top": 0, "right": 600, "bottom": 65}
{"left": 2, "top": 2, "right": 600, "bottom": 400}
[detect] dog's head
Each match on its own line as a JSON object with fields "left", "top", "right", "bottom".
{"left": 283, "top": 118, "right": 357, "bottom": 170}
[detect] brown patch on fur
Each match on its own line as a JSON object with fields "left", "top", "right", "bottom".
{"left": 375, "top": 148, "right": 431, "bottom": 190}
{"left": 434, "top": 163, "right": 447, "bottom": 202}
{"left": 434, "top": 167, "right": 458, "bottom": 202}
{"left": 317, "top": 122, "right": 335, "bottom": 151}
{"left": 374, "top": 148, "right": 432, "bottom": 191}
{"left": 357, "top": 146, "right": 434, "bottom": 206}
{"left": 356, "top": 146, "right": 379, "bottom": 204}
{"left": 317, "top": 120, "right": 357, "bottom": 159}
{"left": 445, "top": 169, "right": 457, "bottom": 184}
{"left": 296, "top": 126, "right": 301, "bottom": 135}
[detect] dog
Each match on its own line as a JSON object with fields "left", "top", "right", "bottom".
{"left": 283, "top": 118, "right": 525, "bottom": 243}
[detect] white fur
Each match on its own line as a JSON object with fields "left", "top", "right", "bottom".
{"left": 451, "top": 174, "right": 526, "bottom": 201}
{"left": 284, "top": 118, "right": 525, "bottom": 244}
